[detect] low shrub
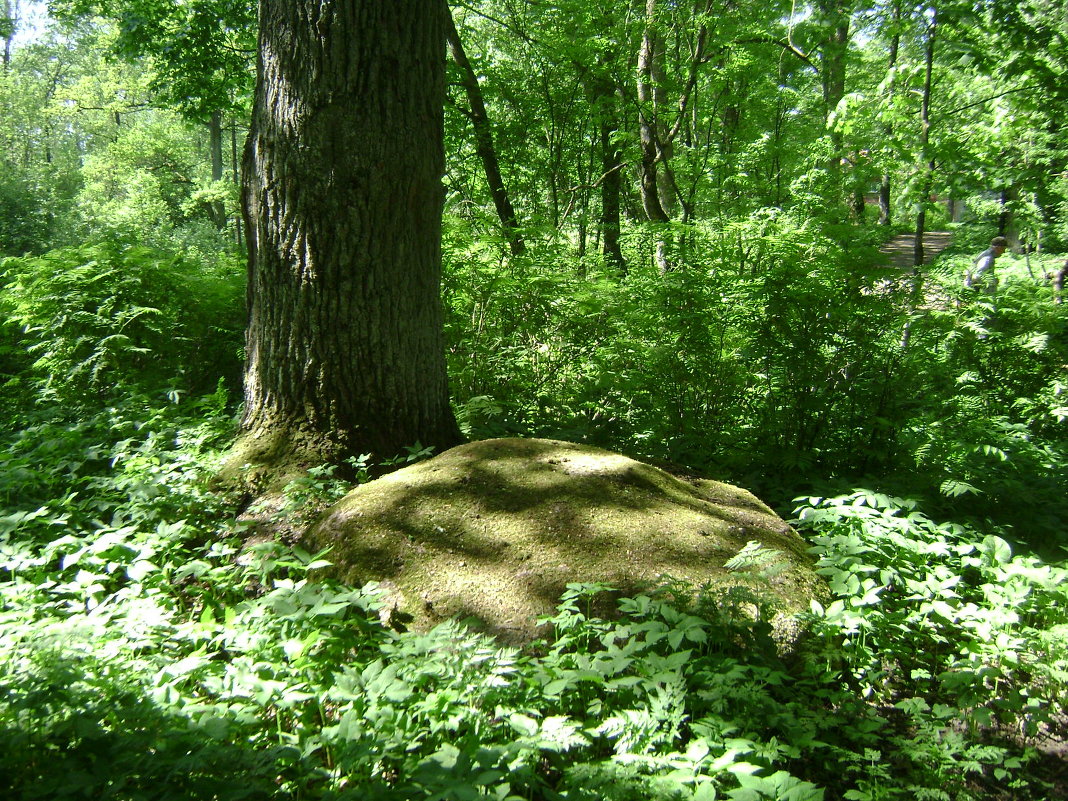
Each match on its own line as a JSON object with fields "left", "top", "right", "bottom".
{"left": 0, "top": 241, "right": 244, "bottom": 409}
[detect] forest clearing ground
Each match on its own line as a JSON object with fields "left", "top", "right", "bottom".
{"left": 876, "top": 230, "right": 957, "bottom": 311}
{"left": 879, "top": 230, "right": 954, "bottom": 269}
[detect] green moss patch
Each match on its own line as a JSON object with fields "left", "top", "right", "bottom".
{"left": 304, "top": 438, "right": 826, "bottom": 644}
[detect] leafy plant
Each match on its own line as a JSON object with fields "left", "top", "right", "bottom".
{"left": 0, "top": 242, "right": 244, "bottom": 406}
{"left": 2, "top": 403, "right": 1062, "bottom": 800}
{"left": 796, "top": 490, "right": 1068, "bottom": 745}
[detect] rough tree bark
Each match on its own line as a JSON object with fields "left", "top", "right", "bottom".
{"left": 237, "top": 0, "right": 462, "bottom": 473}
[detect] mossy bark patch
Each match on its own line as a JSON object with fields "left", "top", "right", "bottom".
{"left": 305, "top": 438, "right": 826, "bottom": 644}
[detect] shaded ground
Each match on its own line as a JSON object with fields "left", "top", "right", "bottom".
{"left": 880, "top": 230, "right": 954, "bottom": 269}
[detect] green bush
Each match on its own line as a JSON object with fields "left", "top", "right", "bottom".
{"left": 444, "top": 214, "right": 1068, "bottom": 547}
{"left": 796, "top": 491, "right": 1068, "bottom": 721}
{"left": 446, "top": 212, "right": 919, "bottom": 484}
{"left": 0, "top": 241, "right": 244, "bottom": 407}
{"left": 56, "top": 117, "right": 241, "bottom": 259}
{"left": 0, "top": 167, "right": 50, "bottom": 256}
{"left": 898, "top": 264, "right": 1068, "bottom": 539}
{"left": 2, "top": 209, "right": 1066, "bottom": 799}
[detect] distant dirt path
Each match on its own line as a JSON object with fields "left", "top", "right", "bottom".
{"left": 880, "top": 231, "right": 953, "bottom": 269}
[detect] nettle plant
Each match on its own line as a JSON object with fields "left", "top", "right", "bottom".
{"left": 795, "top": 491, "right": 1068, "bottom": 736}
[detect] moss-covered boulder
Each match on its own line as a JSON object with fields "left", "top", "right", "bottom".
{"left": 304, "top": 438, "right": 825, "bottom": 644}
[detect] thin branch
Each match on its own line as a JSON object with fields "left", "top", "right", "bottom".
{"left": 569, "top": 162, "right": 628, "bottom": 194}
{"left": 73, "top": 101, "right": 152, "bottom": 113}
{"left": 732, "top": 35, "right": 816, "bottom": 72}
{"left": 218, "top": 43, "right": 256, "bottom": 56}
{"left": 444, "top": 92, "right": 475, "bottom": 122}
{"left": 665, "top": 22, "right": 710, "bottom": 145}
{"left": 451, "top": 1, "right": 542, "bottom": 47}
{"left": 938, "top": 84, "right": 1034, "bottom": 117}
{"left": 560, "top": 163, "right": 630, "bottom": 221}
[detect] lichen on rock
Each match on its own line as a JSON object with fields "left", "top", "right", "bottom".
{"left": 303, "top": 438, "right": 826, "bottom": 645}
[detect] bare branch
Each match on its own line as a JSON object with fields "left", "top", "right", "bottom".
{"left": 732, "top": 35, "right": 816, "bottom": 72}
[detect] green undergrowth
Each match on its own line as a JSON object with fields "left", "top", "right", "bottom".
{"left": 0, "top": 242, "right": 244, "bottom": 408}
{"left": 444, "top": 220, "right": 1068, "bottom": 549}
{"left": 2, "top": 227, "right": 1066, "bottom": 799}
{"left": 2, "top": 398, "right": 1067, "bottom": 800}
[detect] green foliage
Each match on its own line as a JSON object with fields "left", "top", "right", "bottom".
{"left": 63, "top": 115, "right": 240, "bottom": 256}
{"left": 445, "top": 208, "right": 1068, "bottom": 545}
{"left": 51, "top": 0, "right": 256, "bottom": 121}
{"left": 2, "top": 381, "right": 1064, "bottom": 799}
{"left": 797, "top": 491, "right": 1068, "bottom": 716}
{"left": 795, "top": 490, "right": 1068, "bottom": 797}
{"left": 1050, "top": 174, "right": 1068, "bottom": 250}
{"left": 0, "top": 165, "right": 50, "bottom": 256}
{"left": 3, "top": 3, "right": 1068, "bottom": 797}
{"left": 0, "top": 241, "right": 244, "bottom": 406}
{"left": 1, "top": 16, "right": 247, "bottom": 268}
{"left": 893, "top": 259, "right": 1068, "bottom": 536}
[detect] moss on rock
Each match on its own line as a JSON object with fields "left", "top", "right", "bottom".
{"left": 304, "top": 438, "right": 826, "bottom": 645}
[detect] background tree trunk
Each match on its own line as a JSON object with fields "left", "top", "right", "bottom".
{"left": 879, "top": 2, "right": 901, "bottom": 226}
{"left": 817, "top": 0, "right": 851, "bottom": 210}
{"left": 231, "top": 120, "right": 243, "bottom": 248}
{"left": 586, "top": 69, "right": 626, "bottom": 273}
{"left": 240, "top": 0, "right": 461, "bottom": 469}
{"left": 208, "top": 109, "right": 226, "bottom": 230}
{"left": 599, "top": 113, "right": 626, "bottom": 272}
{"left": 913, "top": 8, "right": 936, "bottom": 267}
{"left": 446, "top": 9, "right": 525, "bottom": 257}
{"left": 637, "top": 0, "right": 672, "bottom": 227}
{"left": 2, "top": 0, "right": 14, "bottom": 69}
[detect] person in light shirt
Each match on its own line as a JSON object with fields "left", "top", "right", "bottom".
{"left": 965, "top": 236, "right": 1009, "bottom": 294}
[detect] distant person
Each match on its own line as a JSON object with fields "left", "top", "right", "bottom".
{"left": 964, "top": 236, "right": 1008, "bottom": 294}
{"left": 1053, "top": 258, "right": 1067, "bottom": 304}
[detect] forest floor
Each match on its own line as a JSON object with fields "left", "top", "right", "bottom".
{"left": 878, "top": 230, "right": 958, "bottom": 311}
{"left": 879, "top": 230, "right": 955, "bottom": 268}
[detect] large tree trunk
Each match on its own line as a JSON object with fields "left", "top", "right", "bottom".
{"left": 239, "top": 0, "right": 462, "bottom": 471}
